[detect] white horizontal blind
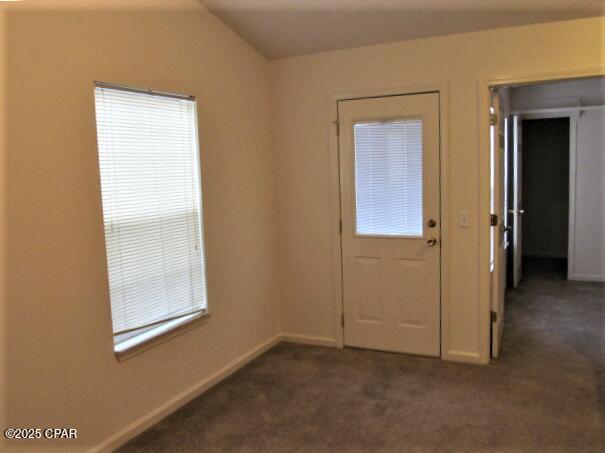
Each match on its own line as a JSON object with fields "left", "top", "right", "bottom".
{"left": 94, "top": 84, "right": 208, "bottom": 336}
{"left": 354, "top": 119, "right": 423, "bottom": 236}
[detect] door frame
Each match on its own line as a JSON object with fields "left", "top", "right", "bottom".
{"left": 489, "top": 91, "right": 506, "bottom": 358}
{"left": 511, "top": 110, "right": 578, "bottom": 280}
{"left": 479, "top": 67, "right": 604, "bottom": 362}
{"left": 328, "top": 82, "right": 451, "bottom": 359}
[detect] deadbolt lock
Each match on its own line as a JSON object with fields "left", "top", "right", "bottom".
{"left": 428, "top": 219, "right": 437, "bottom": 228}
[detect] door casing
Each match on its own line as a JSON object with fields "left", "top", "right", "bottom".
{"left": 328, "top": 83, "right": 451, "bottom": 360}
{"left": 338, "top": 93, "right": 442, "bottom": 356}
{"left": 490, "top": 91, "right": 506, "bottom": 358}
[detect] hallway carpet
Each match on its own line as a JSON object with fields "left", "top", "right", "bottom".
{"left": 121, "top": 262, "right": 605, "bottom": 452}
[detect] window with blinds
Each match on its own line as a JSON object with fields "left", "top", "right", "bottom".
{"left": 354, "top": 119, "right": 423, "bottom": 236}
{"left": 94, "top": 82, "right": 208, "bottom": 352}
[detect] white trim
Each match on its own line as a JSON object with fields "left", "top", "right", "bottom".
{"left": 519, "top": 110, "right": 578, "bottom": 120}
{"left": 327, "top": 82, "right": 453, "bottom": 361}
{"left": 114, "top": 312, "right": 208, "bottom": 357}
{"left": 281, "top": 333, "right": 339, "bottom": 347}
{"left": 443, "top": 350, "right": 482, "bottom": 364}
{"left": 570, "top": 274, "right": 605, "bottom": 282}
{"left": 89, "top": 332, "right": 344, "bottom": 452}
{"left": 328, "top": 100, "right": 345, "bottom": 349}
{"left": 478, "top": 67, "right": 605, "bottom": 364}
{"left": 88, "top": 333, "right": 282, "bottom": 453}
{"left": 518, "top": 109, "right": 578, "bottom": 281}
{"left": 511, "top": 105, "right": 605, "bottom": 116}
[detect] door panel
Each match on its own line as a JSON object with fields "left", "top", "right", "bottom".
{"left": 339, "top": 93, "right": 440, "bottom": 357}
{"left": 353, "top": 256, "right": 382, "bottom": 322}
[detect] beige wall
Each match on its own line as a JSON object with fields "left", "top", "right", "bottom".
{"left": 5, "top": 0, "right": 279, "bottom": 449}
{"left": 270, "top": 17, "right": 604, "bottom": 362}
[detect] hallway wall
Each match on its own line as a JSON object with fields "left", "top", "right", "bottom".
{"left": 574, "top": 109, "right": 605, "bottom": 280}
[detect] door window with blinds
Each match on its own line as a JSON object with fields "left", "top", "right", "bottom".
{"left": 353, "top": 119, "right": 423, "bottom": 236}
{"left": 94, "top": 82, "right": 208, "bottom": 356}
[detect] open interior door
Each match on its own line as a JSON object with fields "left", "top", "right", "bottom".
{"left": 490, "top": 90, "right": 506, "bottom": 358}
{"left": 511, "top": 114, "right": 523, "bottom": 288}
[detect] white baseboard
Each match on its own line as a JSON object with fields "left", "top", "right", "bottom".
{"left": 90, "top": 332, "right": 338, "bottom": 452}
{"left": 569, "top": 273, "right": 605, "bottom": 282}
{"left": 443, "top": 350, "right": 486, "bottom": 364}
{"left": 89, "top": 333, "right": 282, "bottom": 453}
{"left": 280, "top": 333, "right": 338, "bottom": 347}
{"left": 89, "top": 331, "right": 493, "bottom": 451}
{"left": 88, "top": 331, "right": 488, "bottom": 451}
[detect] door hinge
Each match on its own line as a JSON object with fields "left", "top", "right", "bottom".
{"left": 491, "top": 311, "right": 497, "bottom": 323}
{"left": 333, "top": 120, "right": 340, "bottom": 136}
{"left": 490, "top": 112, "right": 498, "bottom": 126}
{"left": 490, "top": 214, "right": 499, "bottom": 227}
{"left": 339, "top": 219, "right": 343, "bottom": 234}
{"left": 341, "top": 313, "right": 345, "bottom": 327}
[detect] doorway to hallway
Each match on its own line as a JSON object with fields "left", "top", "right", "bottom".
{"left": 519, "top": 117, "right": 571, "bottom": 280}
{"left": 488, "top": 75, "right": 605, "bottom": 358}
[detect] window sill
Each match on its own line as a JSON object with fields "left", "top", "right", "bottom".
{"left": 114, "top": 311, "right": 210, "bottom": 361}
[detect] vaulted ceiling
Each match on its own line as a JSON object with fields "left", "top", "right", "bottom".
{"left": 199, "top": 0, "right": 605, "bottom": 59}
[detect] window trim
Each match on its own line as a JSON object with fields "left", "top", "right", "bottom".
{"left": 352, "top": 117, "right": 425, "bottom": 238}
{"left": 114, "top": 311, "right": 211, "bottom": 361}
{"left": 93, "top": 81, "right": 209, "bottom": 360}
{"left": 94, "top": 81, "right": 196, "bottom": 101}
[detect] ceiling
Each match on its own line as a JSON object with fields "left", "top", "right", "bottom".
{"left": 199, "top": 0, "right": 605, "bottom": 59}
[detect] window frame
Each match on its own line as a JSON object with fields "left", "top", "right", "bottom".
{"left": 352, "top": 117, "right": 425, "bottom": 238}
{"left": 93, "top": 81, "right": 210, "bottom": 360}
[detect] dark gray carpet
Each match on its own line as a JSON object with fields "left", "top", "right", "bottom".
{"left": 120, "top": 260, "right": 605, "bottom": 452}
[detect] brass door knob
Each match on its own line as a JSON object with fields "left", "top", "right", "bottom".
{"left": 427, "top": 237, "right": 438, "bottom": 247}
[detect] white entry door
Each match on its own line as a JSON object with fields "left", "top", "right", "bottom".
{"left": 339, "top": 93, "right": 441, "bottom": 357}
